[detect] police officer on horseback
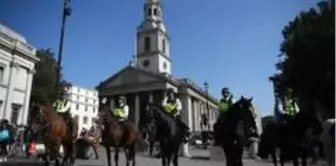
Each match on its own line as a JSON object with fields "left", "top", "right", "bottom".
{"left": 218, "top": 87, "right": 236, "bottom": 119}
{"left": 53, "top": 91, "right": 71, "bottom": 125}
{"left": 113, "top": 96, "right": 129, "bottom": 122}
{"left": 277, "top": 88, "right": 299, "bottom": 124}
{"left": 162, "top": 88, "right": 190, "bottom": 142}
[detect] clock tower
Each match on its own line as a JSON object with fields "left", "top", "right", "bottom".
{"left": 135, "top": 0, "right": 171, "bottom": 75}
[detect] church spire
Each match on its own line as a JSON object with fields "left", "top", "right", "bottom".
{"left": 135, "top": 0, "right": 171, "bottom": 75}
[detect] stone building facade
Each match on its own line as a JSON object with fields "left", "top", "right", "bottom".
{"left": 0, "top": 23, "right": 39, "bottom": 125}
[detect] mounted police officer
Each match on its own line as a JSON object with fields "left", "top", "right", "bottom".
{"left": 162, "top": 88, "right": 190, "bottom": 142}
{"left": 53, "top": 91, "right": 71, "bottom": 126}
{"left": 218, "top": 87, "right": 236, "bottom": 120}
{"left": 112, "top": 96, "right": 129, "bottom": 122}
{"left": 277, "top": 88, "right": 299, "bottom": 124}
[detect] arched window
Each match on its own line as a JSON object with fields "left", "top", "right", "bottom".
{"left": 153, "top": 8, "right": 157, "bottom": 16}
{"left": 144, "top": 37, "right": 150, "bottom": 51}
{"left": 162, "top": 39, "right": 166, "bottom": 53}
{"left": 148, "top": 8, "right": 152, "bottom": 16}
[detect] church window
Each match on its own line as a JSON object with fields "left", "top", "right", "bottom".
{"left": 162, "top": 39, "right": 166, "bottom": 53}
{"left": 143, "top": 60, "right": 150, "bottom": 67}
{"left": 153, "top": 8, "right": 157, "bottom": 16}
{"left": 144, "top": 37, "right": 151, "bottom": 51}
{"left": 148, "top": 8, "right": 152, "bottom": 16}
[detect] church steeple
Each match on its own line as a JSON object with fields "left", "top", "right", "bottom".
{"left": 135, "top": 0, "right": 171, "bottom": 75}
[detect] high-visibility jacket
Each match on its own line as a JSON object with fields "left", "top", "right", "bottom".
{"left": 113, "top": 105, "right": 129, "bottom": 119}
{"left": 53, "top": 98, "right": 70, "bottom": 113}
{"left": 218, "top": 96, "right": 234, "bottom": 113}
{"left": 284, "top": 97, "right": 296, "bottom": 116}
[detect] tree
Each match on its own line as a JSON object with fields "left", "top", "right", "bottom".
{"left": 30, "top": 49, "right": 71, "bottom": 105}
{"left": 272, "top": 0, "right": 334, "bottom": 118}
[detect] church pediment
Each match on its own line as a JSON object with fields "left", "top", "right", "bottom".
{"left": 100, "top": 66, "right": 164, "bottom": 89}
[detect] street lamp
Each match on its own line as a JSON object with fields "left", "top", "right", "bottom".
{"left": 55, "top": 0, "right": 72, "bottom": 95}
{"left": 203, "top": 81, "right": 209, "bottom": 130}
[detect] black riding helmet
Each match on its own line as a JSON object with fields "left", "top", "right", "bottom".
{"left": 221, "top": 87, "right": 230, "bottom": 94}
{"left": 166, "top": 88, "right": 175, "bottom": 95}
{"left": 118, "top": 96, "right": 127, "bottom": 103}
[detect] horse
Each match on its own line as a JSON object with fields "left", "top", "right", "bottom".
{"left": 213, "top": 96, "right": 258, "bottom": 166}
{"left": 143, "top": 103, "right": 189, "bottom": 166}
{"left": 257, "top": 110, "right": 323, "bottom": 166}
{"left": 97, "top": 107, "right": 140, "bottom": 166}
{"left": 30, "top": 104, "right": 78, "bottom": 166}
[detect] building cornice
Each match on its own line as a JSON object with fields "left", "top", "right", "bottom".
{"left": 0, "top": 31, "right": 39, "bottom": 63}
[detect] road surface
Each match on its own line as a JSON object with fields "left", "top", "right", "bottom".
{"left": 2, "top": 147, "right": 328, "bottom": 166}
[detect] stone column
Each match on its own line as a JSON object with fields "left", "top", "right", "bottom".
{"left": 21, "top": 69, "right": 34, "bottom": 125}
{"left": 179, "top": 94, "right": 192, "bottom": 157}
{"left": 109, "top": 96, "right": 115, "bottom": 110}
{"left": 134, "top": 94, "right": 140, "bottom": 126}
{"left": 3, "top": 62, "right": 19, "bottom": 121}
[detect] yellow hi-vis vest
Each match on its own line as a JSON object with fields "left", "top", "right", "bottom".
{"left": 218, "top": 98, "right": 233, "bottom": 113}
{"left": 53, "top": 99, "right": 68, "bottom": 113}
{"left": 113, "top": 107, "right": 126, "bottom": 119}
{"left": 284, "top": 97, "right": 295, "bottom": 116}
{"left": 165, "top": 103, "right": 177, "bottom": 113}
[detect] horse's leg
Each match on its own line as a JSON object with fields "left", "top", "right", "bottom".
{"left": 271, "top": 147, "right": 278, "bottom": 166}
{"left": 223, "top": 145, "right": 232, "bottom": 166}
{"left": 69, "top": 141, "right": 77, "bottom": 166}
{"left": 172, "top": 147, "right": 179, "bottom": 166}
{"left": 61, "top": 144, "right": 69, "bottom": 166}
{"left": 128, "top": 143, "right": 136, "bottom": 166}
{"left": 114, "top": 147, "right": 120, "bottom": 166}
{"left": 149, "top": 140, "right": 154, "bottom": 157}
{"left": 44, "top": 144, "right": 51, "bottom": 166}
{"left": 124, "top": 146, "right": 130, "bottom": 166}
{"left": 160, "top": 143, "right": 166, "bottom": 166}
{"left": 105, "top": 145, "right": 112, "bottom": 166}
{"left": 300, "top": 146, "right": 307, "bottom": 166}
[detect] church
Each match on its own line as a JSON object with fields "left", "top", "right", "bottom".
{"left": 96, "top": 0, "right": 218, "bottom": 134}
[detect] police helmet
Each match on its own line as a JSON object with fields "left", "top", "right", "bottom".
{"left": 118, "top": 96, "right": 127, "bottom": 103}
{"left": 221, "top": 87, "right": 230, "bottom": 94}
{"left": 101, "top": 97, "right": 108, "bottom": 104}
{"left": 167, "top": 88, "right": 175, "bottom": 94}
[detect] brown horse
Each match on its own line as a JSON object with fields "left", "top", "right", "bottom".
{"left": 97, "top": 107, "right": 140, "bottom": 166}
{"left": 32, "top": 104, "right": 78, "bottom": 166}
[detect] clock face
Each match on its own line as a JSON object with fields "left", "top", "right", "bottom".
{"left": 143, "top": 60, "right": 150, "bottom": 67}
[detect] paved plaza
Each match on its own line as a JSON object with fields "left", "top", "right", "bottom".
{"left": 2, "top": 147, "right": 328, "bottom": 166}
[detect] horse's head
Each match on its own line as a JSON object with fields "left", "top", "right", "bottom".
{"left": 97, "top": 107, "right": 115, "bottom": 129}
{"left": 231, "top": 96, "right": 258, "bottom": 136}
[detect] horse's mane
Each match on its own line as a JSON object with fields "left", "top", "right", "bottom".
{"left": 40, "top": 105, "right": 58, "bottom": 119}
{"left": 146, "top": 103, "right": 177, "bottom": 128}
{"left": 98, "top": 107, "right": 118, "bottom": 124}
{"left": 147, "top": 103, "right": 174, "bottom": 120}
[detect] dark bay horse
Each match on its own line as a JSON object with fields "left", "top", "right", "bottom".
{"left": 97, "top": 107, "right": 140, "bottom": 166}
{"left": 143, "top": 103, "right": 189, "bottom": 166}
{"left": 258, "top": 110, "right": 322, "bottom": 166}
{"left": 31, "top": 104, "right": 78, "bottom": 166}
{"left": 213, "top": 96, "right": 258, "bottom": 166}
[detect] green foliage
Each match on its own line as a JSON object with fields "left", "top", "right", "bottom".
{"left": 30, "top": 49, "right": 71, "bottom": 105}
{"left": 272, "top": 0, "right": 335, "bottom": 118}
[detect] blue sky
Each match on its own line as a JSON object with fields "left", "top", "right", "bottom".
{"left": 0, "top": 0, "right": 319, "bottom": 116}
